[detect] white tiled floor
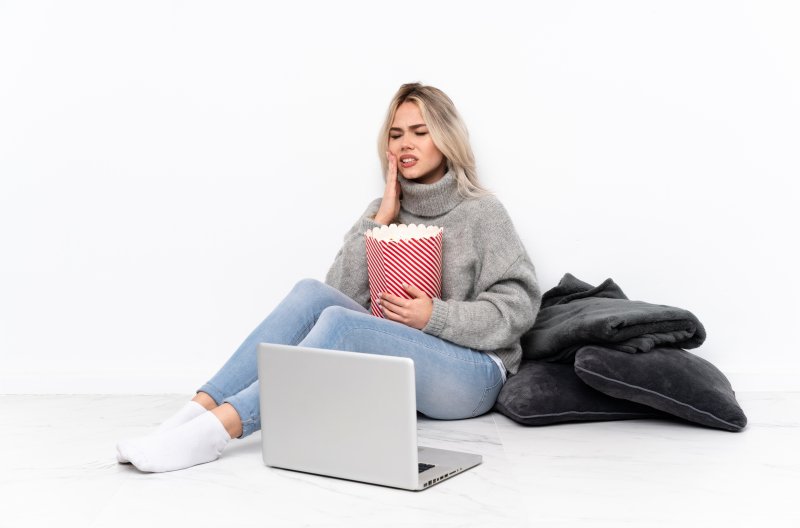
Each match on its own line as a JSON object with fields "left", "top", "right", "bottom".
{"left": 1, "top": 393, "right": 798, "bottom": 527}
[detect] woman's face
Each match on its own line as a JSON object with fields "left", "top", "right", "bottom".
{"left": 389, "top": 101, "right": 447, "bottom": 185}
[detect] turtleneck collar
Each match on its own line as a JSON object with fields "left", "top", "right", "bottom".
{"left": 397, "top": 167, "right": 464, "bottom": 217}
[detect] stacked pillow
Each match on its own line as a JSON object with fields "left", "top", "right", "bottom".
{"left": 493, "top": 360, "right": 662, "bottom": 426}
{"left": 495, "top": 274, "right": 747, "bottom": 432}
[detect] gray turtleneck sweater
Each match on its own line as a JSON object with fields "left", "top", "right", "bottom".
{"left": 325, "top": 168, "right": 542, "bottom": 376}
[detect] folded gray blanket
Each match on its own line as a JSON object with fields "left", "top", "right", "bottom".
{"left": 520, "top": 273, "right": 706, "bottom": 363}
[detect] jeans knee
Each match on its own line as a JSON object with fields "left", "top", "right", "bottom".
{"left": 291, "top": 277, "right": 326, "bottom": 296}
{"left": 300, "top": 305, "right": 358, "bottom": 349}
{"left": 317, "top": 305, "right": 352, "bottom": 326}
{"left": 315, "top": 306, "right": 362, "bottom": 337}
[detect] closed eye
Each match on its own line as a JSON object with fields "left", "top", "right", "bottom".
{"left": 390, "top": 132, "right": 428, "bottom": 139}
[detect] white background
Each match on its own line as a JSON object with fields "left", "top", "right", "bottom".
{"left": 1, "top": 1, "right": 798, "bottom": 393}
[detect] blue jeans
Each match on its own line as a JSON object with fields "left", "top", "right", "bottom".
{"left": 197, "top": 278, "right": 504, "bottom": 438}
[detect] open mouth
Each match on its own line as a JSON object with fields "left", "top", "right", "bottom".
{"left": 400, "top": 157, "right": 418, "bottom": 168}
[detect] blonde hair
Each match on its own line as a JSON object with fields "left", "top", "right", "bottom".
{"left": 377, "top": 82, "right": 492, "bottom": 199}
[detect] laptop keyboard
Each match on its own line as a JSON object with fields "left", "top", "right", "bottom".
{"left": 418, "top": 463, "right": 435, "bottom": 473}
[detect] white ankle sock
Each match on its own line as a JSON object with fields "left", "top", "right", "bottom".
{"left": 116, "top": 400, "right": 208, "bottom": 464}
{"left": 155, "top": 400, "right": 208, "bottom": 433}
{"left": 116, "top": 411, "right": 232, "bottom": 473}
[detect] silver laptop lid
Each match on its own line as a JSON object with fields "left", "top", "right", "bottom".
{"left": 257, "top": 343, "right": 419, "bottom": 490}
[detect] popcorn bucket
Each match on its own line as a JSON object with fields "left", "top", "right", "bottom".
{"left": 364, "top": 223, "right": 443, "bottom": 318}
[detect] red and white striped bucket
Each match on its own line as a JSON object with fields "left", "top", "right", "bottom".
{"left": 364, "top": 224, "right": 443, "bottom": 318}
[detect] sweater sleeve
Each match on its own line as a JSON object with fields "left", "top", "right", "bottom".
{"left": 421, "top": 250, "right": 542, "bottom": 351}
{"left": 324, "top": 198, "right": 384, "bottom": 309}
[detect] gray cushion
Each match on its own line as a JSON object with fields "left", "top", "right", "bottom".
{"left": 521, "top": 273, "right": 707, "bottom": 363}
{"left": 574, "top": 345, "right": 747, "bottom": 432}
{"left": 494, "top": 360, "right": 661, "bottom": 426}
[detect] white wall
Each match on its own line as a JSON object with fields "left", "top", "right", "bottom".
{"left": 1, "top": 0, "right": 798, "bottom": 393}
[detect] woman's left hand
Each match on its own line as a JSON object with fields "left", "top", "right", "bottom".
{"left": 378, "top": 284, "right": 433, "bottom": 330}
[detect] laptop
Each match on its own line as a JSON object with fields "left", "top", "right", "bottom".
{"left": 256, "top": 343, "right": 482, "bottom": 491}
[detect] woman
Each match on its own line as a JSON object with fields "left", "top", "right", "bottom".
{"left": 116, "top": 82, "right": 543, "bottom": 473}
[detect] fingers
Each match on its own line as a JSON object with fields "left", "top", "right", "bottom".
{"left": 402, "top": 283, "right": 422, "bottom": 298}
{"left": 379, "top": 292, "right": 408, "bottom": 309}
{"left": 379, "top": 292, "right": 428, "bottom": 329}
{"left": 380, "top": 300, "right": 406, "bottom": 322}
{"left": 380, "top": 286, "right": 426, "bottom": 307}
{"left": 400, "top": 283, "right": 429, "bottom": 300}
{"left": 378, "top": 294, "right": 406, "bottom": 321}
{"left": 379, "top": 293, "right": 407, "bottom": 320}
{"left": 385, "top": 151, "right": 397, "bottom": 178}
{"left": 376, "top": 151, "right": 400, "bottom": 224}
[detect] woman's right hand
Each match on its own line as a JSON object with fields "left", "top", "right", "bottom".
{"left": 374, "top": 151, "right": 401, "bottom": 225}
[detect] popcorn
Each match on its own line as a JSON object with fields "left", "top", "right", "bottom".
{"left": 364, "top": 223, "right": 443, "bottom": 318}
